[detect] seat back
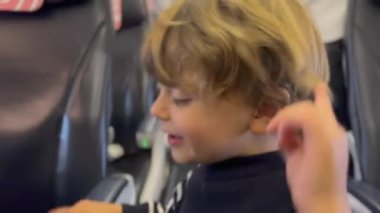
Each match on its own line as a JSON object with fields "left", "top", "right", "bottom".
{"left": 346, "top": 0, "right": 380, "bottom": 188}
{"left": 109, "top": 0, "right": 154, "bottom": 152}
{"left": 0, "top": 0, "right": 111, "bottom": 211}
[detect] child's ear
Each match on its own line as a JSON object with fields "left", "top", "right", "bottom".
{"left": 249, "top": 89, "right": 291, "bottom": 134}
{"left": 249, "top": 102, "right": 278, "bottom": 135}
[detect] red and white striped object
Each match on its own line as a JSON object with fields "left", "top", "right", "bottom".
{"left": 0, "top": 0, "right": 44, "bottom": 12}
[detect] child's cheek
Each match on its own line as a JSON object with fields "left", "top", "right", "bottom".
{"left": 173, "top": 112, "right": 209, "bottom": 143}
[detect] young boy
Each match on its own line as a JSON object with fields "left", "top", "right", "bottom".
{"left": 52, "top": 0, "right": 329, "bottom": 212}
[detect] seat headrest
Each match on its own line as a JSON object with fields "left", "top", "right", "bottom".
{"left": 373, "top": 0, "right": 380, "bottom": 6}
{"left": 110, "top": 0, "right": 147, "bottom": 31}
{"left": 122, "top": 0, "right": 146, "bottom": 27}
{"left": 0, "top": 0, "right": 44, "bottom": 12}
{"left": 118, "top": 0, "right": 147, "bottom": 30}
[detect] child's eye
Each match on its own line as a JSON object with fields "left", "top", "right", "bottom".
{"left": 172, "top": 98, "right": 192, "bottom": 106}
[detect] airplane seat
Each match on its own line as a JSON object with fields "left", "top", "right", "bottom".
{"left": 106, "top": 0, "right": 156, "bottom": 199}
{"left": 0, "top": 0, "right": 134, "bottom": 212}
{"left": 345, "top": 0, "right": 380, "bottom": 211}
{"left": 109, "top": 0, "right": 152, "bottom": 153}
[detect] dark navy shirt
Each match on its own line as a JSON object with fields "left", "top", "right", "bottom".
{"left": 123, "top": 152, "right": 295, "bottom": 213}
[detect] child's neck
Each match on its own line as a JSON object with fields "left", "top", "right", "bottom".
{"left": 238, "top": 134, "right": 279, "bottom": 157}
{"left": 203, "top": 134, "right": 279, "bottom": 164}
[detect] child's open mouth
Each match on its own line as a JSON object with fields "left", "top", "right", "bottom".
{"left": 168, "top": 134, "right": 184, "bottom": 146}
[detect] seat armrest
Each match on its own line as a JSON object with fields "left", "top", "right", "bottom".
{"left": 87, "top": 174, "right": 136, "bottom": 205}
{"left": 349, "top": 180, "right": 380, "bottom": 212}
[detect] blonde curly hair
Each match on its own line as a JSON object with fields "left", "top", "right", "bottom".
{"left": 142, "top": 0, "right": 329, "bottom": 108}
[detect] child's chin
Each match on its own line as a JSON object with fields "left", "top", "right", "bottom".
{"left": 170, "top": 149, "right": 195, "bottom": 164}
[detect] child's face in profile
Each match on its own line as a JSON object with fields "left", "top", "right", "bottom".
{"left": 151, "top": 84, "right": 260, "bottom": 164}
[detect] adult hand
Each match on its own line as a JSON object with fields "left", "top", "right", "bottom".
{"left": 49, "top": 200, "right": 122, "bottom": 213}
{"left": 267, "top": 83, "right": 350, "bottom": 213}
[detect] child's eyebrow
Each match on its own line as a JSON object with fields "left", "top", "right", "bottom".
{"left": 156, "top": 84, "right": 175, "bottom": 94}
{"left": 171, "top": 88, "right": 193, "bottom": 96}
{"left": 156, "top": 83, "right": 164, "bottom": 91}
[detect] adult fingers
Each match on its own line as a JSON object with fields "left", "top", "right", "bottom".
{"left": 314, "top": 82, "right": 336, "bottom": 122}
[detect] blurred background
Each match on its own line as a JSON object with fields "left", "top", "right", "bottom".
{"left": 0, "top": 0, "right": 380, "bottom": 212}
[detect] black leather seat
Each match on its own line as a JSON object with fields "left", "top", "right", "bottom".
{"left": 108, "top": 0, "right": 155, "bottom": 197}
{"left": 346, "top": 0, "right": 380, "bottom": 188}
{"left": 0, "top": 0, "right": 111, "bottom": 212}
{"left": 110, "top": 0, "right": 151, "bottom": 153}
{"left": 345, "top": 0, "right": 380, "bottom": 211}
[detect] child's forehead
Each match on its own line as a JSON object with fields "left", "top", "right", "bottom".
{"left": 162, "top": 39, "right": 208, "bottom": 90}
{"left": 163, "top": 30, "right": 203, "bottom": 69}
{"left": 156, "top": 71, "right": 207, "bottom": 97}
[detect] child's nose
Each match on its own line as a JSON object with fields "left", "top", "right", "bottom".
{"left": 150, "top": 94, "right": 170, "bottom": 121}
